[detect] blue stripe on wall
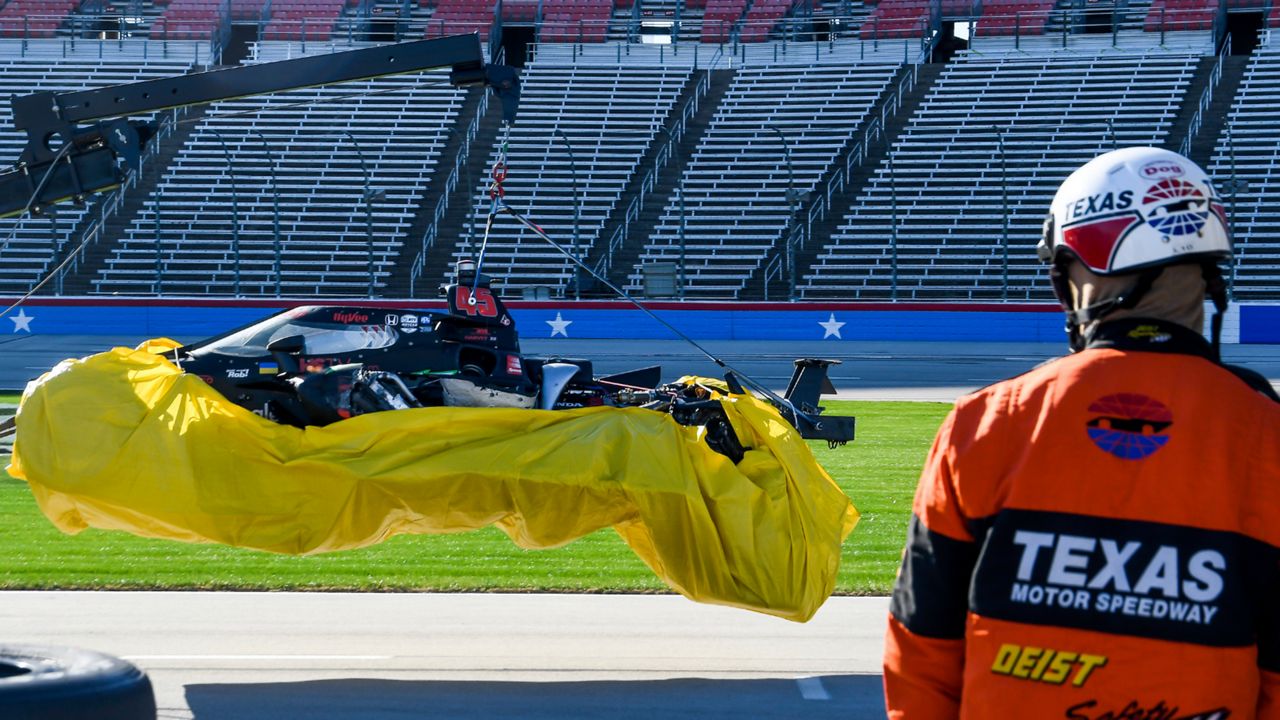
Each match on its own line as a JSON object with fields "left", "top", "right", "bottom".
{"left": 1241, "top": 305, "right": 1280, "bottom": 344}
{"left": 3, "top": 303, "right": 1276, "bottom": 344}
{"left": 6, "top": 305, "right": 1066, "bottom": 342}
{"left": 516, "top": 309, "right": 1067, "bottom": 342}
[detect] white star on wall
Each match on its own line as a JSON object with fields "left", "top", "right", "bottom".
{"left": 546, "top": 312, "right": 572, "bottom": 338}
{"left": 818, "top": 313, "right": 845, "bottom": 340}
{"left": 8, "top": 308, "right": 33, "bottom": 333}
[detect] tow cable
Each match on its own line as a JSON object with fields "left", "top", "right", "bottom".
{"left": 464, "top": 133, "right": 826, "bottom": 431}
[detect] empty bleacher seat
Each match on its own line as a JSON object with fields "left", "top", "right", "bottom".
{"left": 801, "top": 51, "right": 1198, "bottom": 301}
{"left": 91, "top": 41, "right": 464, "bottom": 297}
{"left": 0, "top": 45, "right": 198, "bottom": 297}
{"left": 441, "top": 62, "right": 691, "bottom": 294}
{"left": 628, "top": 62, "right": 900, "bottom": 298}
{"left": 1208, "top": 38, "right": 1280, "bottom": 300}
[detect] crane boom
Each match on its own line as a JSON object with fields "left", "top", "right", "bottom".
{"left": 1, "top": 33, "right": 519, "bottom": 218}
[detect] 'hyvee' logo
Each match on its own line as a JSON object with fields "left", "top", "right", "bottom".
{"left": 1010, "top": 531, "right": 1224, "bottom": 625}
{"left": 332, "top": 311, "right": 369, "bottom": 324}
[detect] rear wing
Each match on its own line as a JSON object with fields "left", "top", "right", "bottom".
{"left": 777, "top": 358, "right": 855, "bottom": 448}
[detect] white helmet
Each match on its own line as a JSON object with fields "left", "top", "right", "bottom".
{"left": 1038, "top": 147, "right": 1232, "bottom": 274}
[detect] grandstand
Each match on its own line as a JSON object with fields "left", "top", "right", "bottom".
{"left": 625, "top": 62, "right": 901, "bottom": 297}
{"left": 442, "top": 62, "right": 689, "bottom": 295}
{"left": 1208, "top": 36, "right": 1280, "bottom": 300}
{"left": 93, "top": 42, "right": 464, "bottom": 296}
{"left": 0, "top": 41, "right": 201, "bottom": 296}
{"left": 0, "top": 2, "right": 1278, "bottom": 302}
{"left": 803, "top": 50, "right": 1199, "bottom": 300}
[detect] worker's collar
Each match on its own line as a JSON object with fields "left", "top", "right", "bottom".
{"left": 1083, "top": 317, "right": 1214, "bottom": 361}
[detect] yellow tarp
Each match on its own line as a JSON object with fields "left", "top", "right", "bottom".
{"left": 6, "top": 340, "right": 858, "bottom": 622}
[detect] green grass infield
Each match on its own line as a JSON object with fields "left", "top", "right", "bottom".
{"left": 0, "top": 399, "right": 949, "bottom": 595}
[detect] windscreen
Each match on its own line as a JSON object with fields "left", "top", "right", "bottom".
{"left": 197, "top": 315, "right": 400, "bottom": 358}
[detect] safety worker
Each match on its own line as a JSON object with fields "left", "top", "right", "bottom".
{"left": 882, "top": 146, "right": 1280, "bottom": 719}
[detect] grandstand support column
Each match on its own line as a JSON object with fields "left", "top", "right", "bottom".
{"left": 888, "top": 138, "right": 898, "bottom": 301}
{"left": 660, "top": 126, "right": 686, "bottom": 300}
{"left": 554, "top": 129, "right": 582, "bottom": 300}
{"left": 209, "top": 127, "right": 242, "bottom": 298}
{"left": 996, "top": 126, "right": 1008, "bottom": 301}
{"left": 343, "top": 131, "right": 379, "bottom": 299}
{"left": 463, "top": 136, "right": 474, "bottom": 254}
{"left": 1222, "top": 125, "right": 1246, "bottom": 298}
{"left": 49, "top": 210, "right": 62, "bottom": 296}
{"left": 253, "top": 130, "right": 283, "bottom": 298}
{"left": 768, "top": 125, "right": 798, "bottom": 302}
{"left": 155, "top": 190, "right": 163, "bottom": 295}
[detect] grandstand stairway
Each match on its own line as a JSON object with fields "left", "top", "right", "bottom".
{"left": 0, "top": 46, "right": 202, "bottom": 296}
{"left": 586, "top": 68, "right": 737, "bottom": 292}
{"left": 1207, "top": 39, "right": 1280, "bottom": 299}
{"left": 384, "top": 85, "right": 489, "bottom": 296}
{"left": 1164, "top": 55, "right": 1224, "bottom": 153}
{"left": 403, "top": 88, "right": 507, "bottom": 293}
{"left": 775, "top": 61, "right": 945, "bottom": 300}
{"left": 801, "top": 50, "right": 1201, "bottom": 300}
{"left": 1185, "top": 55, "right": 1251, "bottom": 167}
{"left": 438, "top": 62, "right": 692, "bottom": 296}
{"left": 61, "top": 106, "right": 211, "bottom": 295}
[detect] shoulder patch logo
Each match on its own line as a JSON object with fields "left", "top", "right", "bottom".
{"left": 1085, "top": 393, "right": 1173, "bottom": 460}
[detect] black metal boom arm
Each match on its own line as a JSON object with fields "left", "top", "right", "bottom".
{"left": 1, "top": 33, "right": 519, "bottom": 218}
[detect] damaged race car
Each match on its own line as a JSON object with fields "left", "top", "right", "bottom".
{"left": 6, "top": 261, "right": 861, "bottom": 622}
{"left": 171, "top": 260, "right": 855, "bottom": 461}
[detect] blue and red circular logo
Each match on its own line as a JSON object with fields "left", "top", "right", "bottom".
{"left": 1085, "top": 393, "right": 1173, "bottom": 460}
{"left": 1143, "top": 179, "right": 1209, "bottom": 237}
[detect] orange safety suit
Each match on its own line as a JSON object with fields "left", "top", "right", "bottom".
{"left": 884, "top": 317, "right": 1280, "bottom": 720}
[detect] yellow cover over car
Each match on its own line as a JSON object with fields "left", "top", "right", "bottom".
{"left": 7, "top": 340, "right": 858, "bottom": 622}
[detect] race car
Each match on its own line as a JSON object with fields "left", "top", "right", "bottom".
{"left": 169, "top": 261, "right": 854, "bottom": 460}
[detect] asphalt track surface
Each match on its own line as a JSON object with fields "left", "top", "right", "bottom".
{"left": 2, "top": 335, "right": 1277, "bottom": 719}
{"left": 0, "top": 592, "right": 889, "bottom": 720}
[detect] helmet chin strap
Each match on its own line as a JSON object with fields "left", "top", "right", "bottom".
{"left": 1053, "top": 261, "right": 1229, "bottom": 358}
{"left": 1202, "top": 262, "right": 1228, "bottom": 362}
{"left": 1053, "top": 264, "right": 1164, "bottom": 352}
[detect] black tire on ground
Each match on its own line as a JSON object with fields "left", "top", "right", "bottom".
{"left": 0, "top": 644, "right": 156, "bottom": 720}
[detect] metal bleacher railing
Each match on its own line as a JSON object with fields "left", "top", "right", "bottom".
{"left": 440, "top": 61, "right": 691, "bottom": 296}
{"left": 1209, "top": 30, "right": 1280, "bottom": 300}
{"left": 92, "top": 41, "right": 464, "bottom": 296}
{"left": 1180, "top": 30, "right": 1231, "bottom": 158}
{"left": 626, "top": 61, "right": 901, "bottom": 299}
{"left": 590, "top": 44, "right": 723, "bottom": 282}
{"left": 407, "top": 81, "right": 491, "bottom": 297}
{"left": 0, "top": 44, "right": 199, "bottom": 297}
{"left": 802, "top": 50, "right": 1200, "bottom": 301}
{"left": 762, "top": 60, "right": 919, "bottom": 300}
